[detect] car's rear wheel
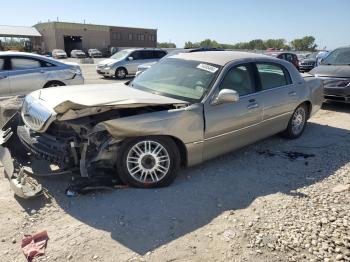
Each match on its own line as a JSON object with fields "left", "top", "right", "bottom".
{"left": 43, "top": 81, "right": 65, "bottom": 88}
{"left": 116, "top": 136, "right": 180, "bottom": 188}
{"left": 115, "top": 68, "right": 127, "bottom": 79}
{"left": 282, "top": 104, "right": 308, "bottom": 139}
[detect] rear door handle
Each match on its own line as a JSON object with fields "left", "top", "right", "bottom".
{"left": 0, "top": 76, "right": 7, "bottom": 80}
{"left": 288, "top": 91, "right": 297, "bottom": 96}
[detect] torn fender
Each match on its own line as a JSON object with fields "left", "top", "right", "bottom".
{"left": 92, "top": 104, "right": 205, "bottom": 145}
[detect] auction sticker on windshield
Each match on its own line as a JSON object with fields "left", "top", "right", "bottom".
{"left": 197, "top": 63, "right": 219, "bottom": 73}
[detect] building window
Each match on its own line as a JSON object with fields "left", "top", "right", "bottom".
{"left": 140, "top": 34, "right": 145, "bottom": 41}
{"left": 128, "top": 33, "right": 133, "bottom": 41}
{"left": 112, "top": 32, "right": 121, "bottom": 40}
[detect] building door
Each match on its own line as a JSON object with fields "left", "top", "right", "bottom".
{"left": 64, "top": 36, "right": 83, "bottom": 56}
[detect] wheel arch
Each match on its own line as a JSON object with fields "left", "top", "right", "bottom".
{"left": 43, "top": 80, "right": 65, "bottom": 88}
{"left": 299, "top": 100, "right": 312, "bottom": 119}
{"left": 116, "top": 66, "right": 128, "bottom": 75}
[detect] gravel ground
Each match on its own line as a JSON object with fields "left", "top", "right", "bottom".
{"left": 0, "top": 102, "right": 349, "bottom": 262}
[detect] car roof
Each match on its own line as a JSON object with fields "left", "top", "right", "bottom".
{"left": 0, "top": 51, "right": 47, "bottom": 58}
{"left": 122, "top": 48, "right": 166, "bottom": 52}
{"left": 170, "top": 51, "right": 271, "bottom": 66}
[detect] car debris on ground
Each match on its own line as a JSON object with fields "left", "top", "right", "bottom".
{"left": 21, "top": 231, "right": 49, "bottom": 261}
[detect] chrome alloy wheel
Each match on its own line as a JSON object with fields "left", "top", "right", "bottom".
{"left": 291, "top": 107, "right": 306, "bottom": 135}
{"left": 126, "top": 140, "right": 170, "bottom": 184}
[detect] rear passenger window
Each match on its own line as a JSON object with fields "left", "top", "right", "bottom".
{"left": 220, "top": 64, "right": 255, "bottom": 96}
{"left": 0, "top": 59, "right": 4, "bottom": 71}
{"left": 256, "top": 63, "right": 292, "bottom": 90}
{"left": 11, "top": 58, "right": 41, "bottom": 70}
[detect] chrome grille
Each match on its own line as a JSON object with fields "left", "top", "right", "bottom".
{"left": 322, "top": 78, "right": 350, "bottom": 88}
{"left": 21, "top": 96, "right": 53, "bottom": 132}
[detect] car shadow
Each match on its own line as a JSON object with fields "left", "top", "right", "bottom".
{"left": 322, "top": 101, "right": 350, "bottom": 113}
{"left": 13, "top": 121, "right": 350, "bottom": 255}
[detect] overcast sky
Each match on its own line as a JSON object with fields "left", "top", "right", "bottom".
{"left": 1, "top": 0, "right": 349, "bottom": 49}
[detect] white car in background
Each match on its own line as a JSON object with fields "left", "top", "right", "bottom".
{"left": 96, "top": 48, "right": 167, "bottom": 79}
{"left": 88, "top": 49, "right": 102, "bottom": 58}
{"left": 70, "top": 50, "right": 86, "bottom": 58}
{"left": 0, "top": 52, "right": 84, "bottom": 97}
{"left": 52, "top": 49, "right": 68, "bottom": 59}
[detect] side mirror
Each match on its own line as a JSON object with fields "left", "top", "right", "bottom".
{"left": 212, "top": 89, "right": 239, "bottom": 105}
{"left": 128, "top": 57, "right": 134, "bottom": 61}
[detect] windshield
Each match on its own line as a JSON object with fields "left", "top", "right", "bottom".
{"left": 111, "top": 50, "right": 130, "bottom": 60}
{"left": 322, "top": 48, "right": 350, "bottom": 65}
{"left": 131, "top": 58, "right": 221, "bottom": 102}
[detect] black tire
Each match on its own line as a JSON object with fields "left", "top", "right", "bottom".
{"left": 43, "top": 81, "right": 65, "bottom": 88}
{"left": 281, "top": 104, "right": 308, "bottom": 139}
{"left": 116, "top": 136, "right": 180, "bottom": 188}
{"left": 115, "top": 67, "right": 127, "bottom": 79}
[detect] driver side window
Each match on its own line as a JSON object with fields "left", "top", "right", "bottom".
{"left": 219, "top": 64, "right": 255, "bottom": 96}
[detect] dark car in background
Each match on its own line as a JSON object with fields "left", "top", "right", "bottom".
{"left": 310, "top": 46, "right": 350, "bottom": 103}
{"left": 299, "top": 52, "right": 318, "bottom": 72}
{"left": 268, "top": 52, "right": 299, "bottom": 70}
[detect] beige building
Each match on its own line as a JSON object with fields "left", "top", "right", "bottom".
{"left": 34, "top": 22, "right": 157, "bottom": 54}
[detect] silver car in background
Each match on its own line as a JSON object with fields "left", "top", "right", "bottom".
{"left": 70, "top": 49, "right": 86, "bottom": 58}
{"left": 52, "top": 49, "right": 68, "bottom": 59}
{"left": 88, "top": 49, "right": 102, "bottom": 58}
{"left": 96, "top": 48, "right": 167, "bottom": 79}
{"left": 0, "top": 52, "right": 84, "bottom": 97}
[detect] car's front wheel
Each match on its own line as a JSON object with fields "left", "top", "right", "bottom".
{"left": 282, "top": 104, "right": 308, "bottom": 139}
{"left": 116, "top": 137, "right": 180, "bottom": 188}
{"left": 115, "top": 68, "right": 127, "bottom": 79}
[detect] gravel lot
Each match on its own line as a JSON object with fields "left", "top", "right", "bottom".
{"left": 0, "top": 63, "right": 349, "bottom": 262}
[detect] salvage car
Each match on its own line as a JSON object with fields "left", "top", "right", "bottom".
{"left": 268, "top": 52, "right": 300, "bottom": 70}
{"left": 2, "top": 51, "right": 323, "bottom": 191}
{"left": 96, "top": 48, "right": 167, "bottom": 79}
{"left": 70, "top": 49, "right": 86, "bottom": 58}
{"left": 310, "top": 46, "right": 350, "bottom": 103}
{"left": 52, "top": 49, "right": 68, "bottom": 59}
{"left": 299, "top": 52, "right": 318, "bottom": 72}
{"left": 88, "top": 49, "right": 102, "bottom": 58}
{"left": 0, "top": 51, "right": 84, "bottom": 97}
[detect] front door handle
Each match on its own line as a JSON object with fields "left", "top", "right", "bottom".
{"left": 247, "top": 102, "right": 259, "bottom": 110}
{"left": 0, "top": 76, "right": 7, "bottom": 80}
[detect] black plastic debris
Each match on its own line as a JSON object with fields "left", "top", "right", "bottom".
{"left": 65, "top": 176, "right": 127, "bottom": 197}
{"left": 257, "top": 149, "right": 315, "bottom": 161}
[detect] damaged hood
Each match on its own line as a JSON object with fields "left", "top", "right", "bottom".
{"left": 33, "top": 83, "right": 188, "bottom": 114}
{"left": 23, "top": 83, "right": 189, "bottom": 131}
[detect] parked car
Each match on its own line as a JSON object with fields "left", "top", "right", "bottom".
{"left": 88, "top": 49, "right": 102, "bottom": 58}
{"left": 316, "top": 51, "right": 330, "bottom": 66}
{"left": 70, "top": 50, "right": 86, "bottom": 58}
{"left": 299, "top": 52, "right": 318, "bottom": 72}
{"left": 0, "top": 51, "right": 84, "bottom": 97}
{"left": 268, "top": 52, "right": 299, "bottom": 70}
{"left": 136, "top": 47, "right": 224, "bottom": 75}
{"left": 52, "top": 49, "right": 67, "bottom": 59}
{"left": 96, "top": 48, "right": 167, "bottom": 79}
{"left": 9, "top": 51, "right": 323, "bottom": 190}
{"left": 310, "top": 46, "right": 350, "bottom": 103}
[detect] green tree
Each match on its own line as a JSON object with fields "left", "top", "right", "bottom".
{"left": 184, "top": 41, "right": 200, "bottom": 49}
{"left": 290, "top": 36, "right": 317, "bottom": 51}
{"left": 157, "top": 42, "right": 177, "bottom": 48}
{"left": 199, "top": 39, "right": 222, "bottom": 48}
